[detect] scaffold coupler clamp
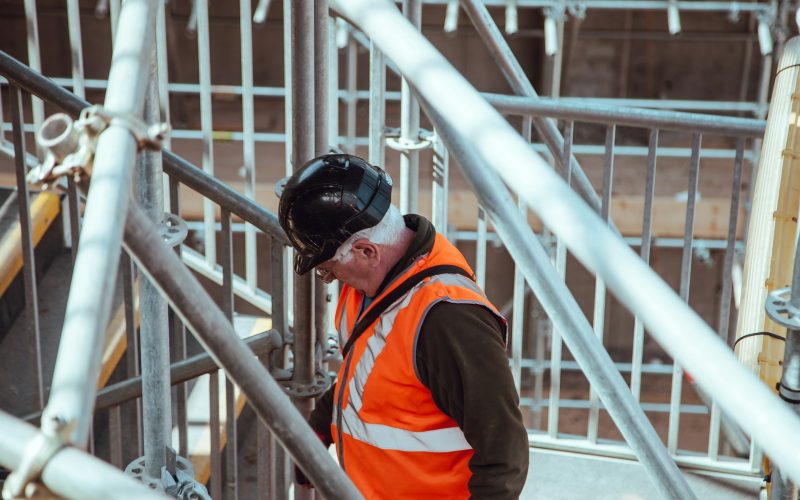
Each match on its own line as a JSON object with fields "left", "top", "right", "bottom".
{"left": 1, "top": 417, "right": 71, "bottom": 499}
{"left": 385, "top": 128, "right": 434, "bottom": 154}
{"left": 28, "top": 106, "right": 170, "bottom": 188}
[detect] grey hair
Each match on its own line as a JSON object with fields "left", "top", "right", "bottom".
{"left": 333, "top": 204, "right": 405, "bottom": 263}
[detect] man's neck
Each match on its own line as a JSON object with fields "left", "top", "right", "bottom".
{"left": 366, "top": 227, "right": 416, "bottom": 297}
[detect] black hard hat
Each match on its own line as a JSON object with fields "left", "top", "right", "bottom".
{"left": 278, "top": 154, "right": 393, "bottom": 275}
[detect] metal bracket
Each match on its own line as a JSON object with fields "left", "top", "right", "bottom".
{"left": 567, "top": 1, "right": 586, "bottom": 20}
{"left": 765, "top": 287, "right": 800, "bottom": 330}
{"left": 385, "top": 128, "right": 434, "bottom": 154}
{"left": 276, "top": 368, "right": 332, "bottom": 399}
{"left": 160, "top": 213, "right": 188, "bottom": 248}
{"left": 29, "top": 106, "right": 170, "bottom": 187}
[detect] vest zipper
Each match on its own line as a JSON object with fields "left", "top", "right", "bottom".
{"left": 336, "top": 347, "right": 355, "bottom": 472}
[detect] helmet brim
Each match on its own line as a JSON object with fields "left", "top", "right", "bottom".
{"left": 294, "top": 252, "right": 323, "bottom": 275}
{"left": 293, "top": 240, "right": 339, "bottom": 275}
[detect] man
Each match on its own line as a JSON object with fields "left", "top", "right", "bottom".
{"left": 279, "top": 153, "right": 529, "bottom": 499}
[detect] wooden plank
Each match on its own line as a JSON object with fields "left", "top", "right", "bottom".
{"left": 0, "top": 191, "right": 60, "bottom": 297}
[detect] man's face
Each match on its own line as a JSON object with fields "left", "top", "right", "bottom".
{"left": 314, "top": 239, "right": 380, "bottom": 296}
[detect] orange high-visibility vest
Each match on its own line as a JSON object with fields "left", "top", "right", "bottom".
{"left": 332, "top": 233, "right": 507, "bottom": 499}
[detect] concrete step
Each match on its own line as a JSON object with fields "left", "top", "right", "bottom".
{"left": 0, "top": 249, "right": 73, "bottom": 417}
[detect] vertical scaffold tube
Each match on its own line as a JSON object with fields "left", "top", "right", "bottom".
{"left": 136, "top": 49, "right": 171, "bottom": 479}
{"left": 42, "top": 0, "right": 157, "bottom": 447}
{"left": 291, "top": 3, "right": 317, "bottom": 499}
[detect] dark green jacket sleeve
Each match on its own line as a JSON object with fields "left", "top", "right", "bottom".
{"left": 416, "top": 302, "right": 529, "bottom": 499}
{"left": 308, "top": 384, "right": 335, "bottom": 446}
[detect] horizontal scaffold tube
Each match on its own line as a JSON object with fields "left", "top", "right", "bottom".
{"left": 330, "top": 0, "right": 800, "bottom": 489}
{"left": 484, "top": 93, "right": 766, "bottom": 137}
{"left": 122, "top": 201, "right": 362, "bottom": 500}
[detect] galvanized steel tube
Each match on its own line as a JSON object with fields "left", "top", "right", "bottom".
{"left": 345, "top": 34, "right": 357, "bottom": 153}
{"left": 399, "top": 0, "right": 421, "bottom": 214}
{"left": 483, "top": 93, "right": 765, "bottom": 137}
{"left": 42, "top": 0, "right": 157, "bottom": 447}
{"left": 291, "top": 0, "right": 316, "bottom": 387}
{"left": 66, "top": 0, "right": 85, "bottom": 99}
{"left": 220, "top": 210, "right": 238, "bottom": 500}
{"left": 196, "top": 0, "right": 216, "bottom": 267}
{"left": 707, "top": 140, "right": 747, "bottom": 460}
{"left": 122, "top": 202, "right": 362, "bottom": 499}
{"left": 136, "top": 51, "right": 171, "bottom": 479}
{"left": 23, "top": 0, "right": 44, "bottom": 154}
{"left": 547, "top": 120, "right": 573, "bottom": 439}
{"left": 368, "top": 42, "right": 386, "bottom": 166}
{"left": 587, "top": 125, "right": 615, "bottom": 444}
{"left": 291, "top": 10, "right": 316, "bottom": 498}
{"left": 9, "top": 86, "right": 43, "bottom": 411}
{"left": 315, "top": 0, "right": 332, "bottom": 372}
{"left": 241, "top": 0, "right": 258, "bottom": 292}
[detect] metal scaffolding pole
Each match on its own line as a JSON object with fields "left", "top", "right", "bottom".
{"left": 41, "top": 0, "right": 157, "bottom": 447}
{"left": 330, "top": 0, "right": 800, "bottom": 487}
{"left": 368, "top": 41, "right": 386, "bottom": 167}
{"left": 399, "top": 0, "right": 421, "bottom": 214}
{"left": 291, "top": 2, "right": 317, "bottom": 498}
{"left": 241, "top": 0, "right": 258, "bottom": 293}
{"left": 315, "top": 0, "right": 332, "bottom": 370}
{"left": 484, "top": 93, "right": 765, "bottom": 137}
{"left": 136, "top": 48, "right": 172, "bottom": 480}
{"left": 122, "top": 202, "right": 362, "bottom": 499}
{"left": 459, "top": 0, "right": 601, "bottom": 213}
{"left": 291, "top": 0, "right": 316, "bottom": 384}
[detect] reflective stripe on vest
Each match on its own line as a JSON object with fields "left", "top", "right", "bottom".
{"left": 340, "top": 405, "right": 471, "bottom": 452}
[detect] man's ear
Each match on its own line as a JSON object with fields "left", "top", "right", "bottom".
{"left": 352, "top": 239, "right": 379, "bottom": 262}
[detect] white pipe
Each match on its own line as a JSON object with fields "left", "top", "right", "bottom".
{"left": 43, "top": 0, "right": 157, "bottom": 447}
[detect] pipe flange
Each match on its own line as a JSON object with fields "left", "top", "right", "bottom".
{"left": 125, "top": 454, "right": 210, "bottom": 498}
{"left": 280, "top": 368, "right": 332, "bottom": 399}
{"left": 160, "top": 213, "right": 188, "bottom": 248}
{"left": 765, "top": 287, "right": 800, "bottom": 329}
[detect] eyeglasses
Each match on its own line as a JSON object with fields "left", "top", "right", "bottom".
{"left": 315, "top": 266, "right": 336, "bottom": 284}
